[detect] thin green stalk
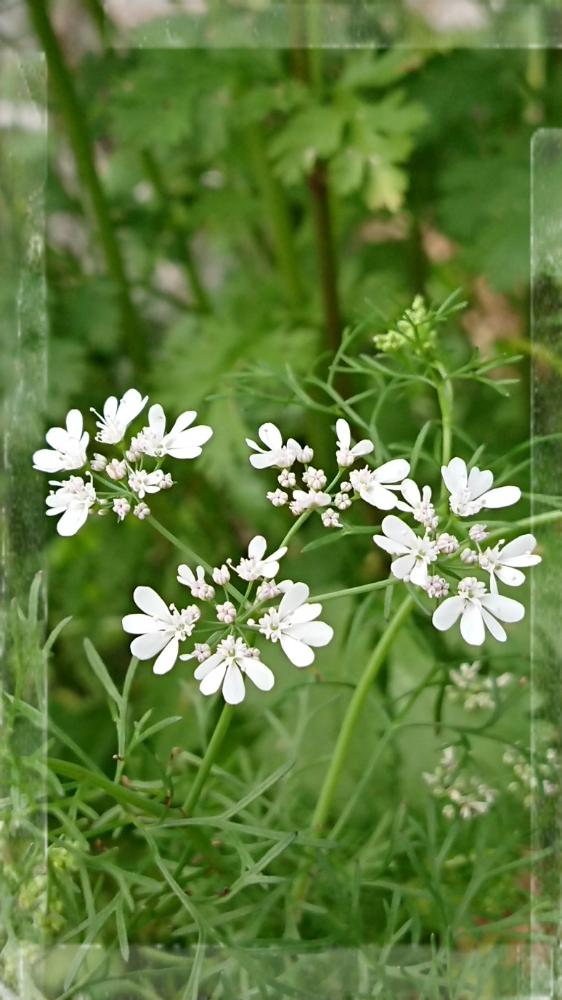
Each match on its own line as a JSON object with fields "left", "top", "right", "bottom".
{"left": 26, "top": 0, "right": 144, "bottom": 368}
{"left": 312, "top": 578, "right": 394, "bottom": 602}
{"left": 486, "top": 510, "right": 562, "bottom": 543}
{"left": 246, "top": 123, "right": 303, "bottom": 307}
{"left": 48, "top": 758, "right": 168, "bottom": 817}
{"left": 183, "top": 703, "right": 234, "bottom": 815}
{"left": 435, "top": 365, "right": 453, "bottom": 502}
{"left": 148, "top": 516, "right": 245, "bottom": 602}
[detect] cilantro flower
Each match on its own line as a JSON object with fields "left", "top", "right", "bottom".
{"left": 235, "top": 535, "right": 287, "bottom": 582}
{"left": 350, "top": 459, "right": 410, "bottom": 510}
{"left": 335, "top": 418, "right": 374, "bottom": 468}
{"left": 396, "top": 479, "right": 438, "bottom": 530}
{"left": 432, "top": 577, "right": 524, "bottom": 645}
{"left": 256, "top": 582, "right": 333, "bottom": 667}
{"left": 478, "top": 534, "right": 541, "bottom": 591}
{"left": 122, "top": 586, "right": 200, "bottom": 675}
{"left": 45, "top": 475, "right": 96, "bottom": 536}
{"left": 136, "top": 404, "right": 213, "bottom": 460}
{"left": 192, "top": 635, "right": 274, "bottom": 705}
{"left": 373, "top": 515, "right": 439, "bottom": 587}
{"left": 91, "top": 388, "right": 147, "bottom": 445}
{"left": 33, "top": 409, "right": 88, "bottom": 473}
{"left": 442, "top": 457, "right": 521, "bottom": 517}
{"left": 246, "top": 422, "right": 299, "bottom": 469}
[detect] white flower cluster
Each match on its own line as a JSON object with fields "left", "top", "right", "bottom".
{"left": 446, "top": 660, "right": 516, "bottom": 712}
{"left": 248, "top": 418, "right": 413, "bottom": 529}
{"left": 503, "top": 746, "right": 558, "bottom": 807}
{"left": 372, "top": 457, "right": 540, "bottom": 647}
{"left": 423, "top": 746, "right": 497, "bottom": 821}
{"left": 33, "top": 389, "right": 213, "bottom": 535}
{"left": 122, "top": 535, "right": 333, "bottom": 704}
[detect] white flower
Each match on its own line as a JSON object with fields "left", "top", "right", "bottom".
{"left": 291, "top": 489, "right": 332, "bottom": 512}
{"left": 350, "top": 459, "right": 410, "bottom": 511}
{"left": 235, "top": 535, "right": 287, "bottom": 582}
{"left": 177, "top": 564, "right": 215, "bottom": 601}
{"left": 216, "top": 601, "right": 236, "bottom": 624}
{"left": 396, "top": 479, "right": 438, "bottom": 530}
{"left": 302, "top": 466, "right": 327, "bottom": 490}
{"left": 122, "top": 586, "right": 200, "bottom": 675}
{"left": 469, "top": 523, "right": 488, "bottom": 543}
{"left": 128, "top": 469, "right": 167, "bottom": 498}
{"left": 160, "top": 472, "right": 174, "bottom": 489}
{"left": 92, "top": 389, "right": 147, "bottom": 445}
{"left": 267, "top": 489, "right": 288, "bottom": 507}
{"left": 134, "top": 502, "right": 150, "bottom": 520}
{"left": 334, "top": 491, "right": 352, "bottom": 511}
{"left": 256, "top": 582, "right": 333, "bottom": 667}
{"left": 297, "top": 443, "right": 314, "bottom": 464}
{"left": 321, "top": 508, "right": 341, "bottom": 528}
{"left": 180, "top": 642, "right": 212, "bottom": 663}
{"left": 137, "top": 404, "right": 212, "bottom": 460}
{"left": 432, "top": 576, "right": 524, "bottom": 645}
{"left": 478, "top": 534, "right": 541, "bottom": 592}
{"left": 106, "top": 458, "right": 127, "bottom": 481}
{"left": 460, "top": 548, "right": 478, "bottom": 565}
{"left": 45, "top": 475, "right": 96, "bottom": 536}
{"left": 126, "top": 435, "right": 144, "bottom": 462}
{"left": 442, "top": 457, "right": 521, "bottom": 517}
{"left": 192, "top": 635, "right": 274, "bottom": 705}
{"left": 246, "top": 423, "right": 298, "bottom": 469}
{"left": 437, "top": 532, "right": 459, "bottom": 555}
{"left": 90, "top": 453, "right": 108, "bottom": 472}
{"left": 212, "top": 564, "right": 231, "bottom": 586}
{"left": 425, "top": 575, "right": 449, "bottom": 598}
{"left": 278, "top": 470, "right": 296, "bottom": 488}
{"left": 373, "top": 515, "right": 439, "bottom": 587}
{"left": 33, "top": 409, "right": 89, "bottom": 473}
{"left": 112, "top": 498, "right": 130, "bottom": 521}
{"left": 335, "top": 418, "right": 374, "bottom": 468}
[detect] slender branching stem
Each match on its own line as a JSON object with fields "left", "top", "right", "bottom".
{"left": 26, "top": 0, "right": 145, "bottom": 368}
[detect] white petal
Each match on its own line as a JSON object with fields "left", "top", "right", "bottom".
{"left": 267, "top": 545, "right": 288, "bottom": 562}
{"left": 261, "top": 561, "right": 280, "bottom": 580}
{"left": 119, "top": 388, "right": 147, "bottom": 423}
{"left": 391, "top": 553, "right": 417, "bottom": 580}
{"left": 480, "top": 594, "right": 525, "bottom": 623}
{"left": 280, "top": 633, "right": 315, "bottom": 667}
{"left": 148, "top": 403, "right": 166, "bottom": 436}
{"left": 131, "top": 631, "right": 170, "bottom": 660}
{"left": 168, "top": 410, "right": 197, "bottom": 436}
{"left": 480, "top": 607, "right": 507, "bottom": 642}
{"left": 248, "top": 535, "right": 267, "bottom": 560}
{"left": 33, "top": 449, "right": 64, "bottom": 473}
{"left": 441, "top": 457, "right": 467, "bottom": 494}
{"left": 249, "top": 451, "right": 278, "bottom": 469}
{"left": 467, "top": 466, "right": 493, "bottom": 499}
{"left": 222, "top": 664, "right": 246, "bottom": 704}
{"left": 409, "top": 559, "right": 429, "bottom": 587}
{"left": 177, "top": 564, "right": 195, "bottom": 587}
{"left": 400, "top": 479, "right": 421, "bottom": 506}
{"left": 374, "top": 459, "right": 410, "bottom": 484}
{"left": 199, "top": 662, "right": 227, "bottom": 695}
{"left": 361, "top": 483, "right": 399, "bottom": 510}
{"left": 240, "top": 657, "right": 275, "bottom": 691}
{"left": 122, "top": 613, "right": 165, "bottom": 635}
{"left": 500, "top": 534, "right": 537, "bottom": 561}
{"left": 65, "top": 409, "right": 83, "bottom": 438}
{"left": 166, "top": 425, "right": 213, "bottom": 458}
{"left": 482, "top": 486, "right": 521, "bottom": 509}
{"left": 258, "top": 422, "right": 283, "bottom": 450}
{"left": 432, "top": 596, "right": 464, "bottom": 631}
{"left": 133, "top": 586, "right": 171, "bottom": 621}
{"left": 153, "top": 637, "right": 179, "bottom": 675}
{"left": 373, "top": 534, "right": 409, "bottom": 557}
{"left": 381, "top": 514, "right": 417, "bottom": 547}
{"left": 352, "top": 439, "right": 374, "bottom": 457}
{"left": 335, "top": 418, "right": 350, "bottom": 449}
{"left": 45, "top": 427, "right": 70, "bottom": 451}
{"left": 194, "top": 652, "right": 224, "bottom": 680}
{"left": 460, "top": 603, "right": 485, "bottom": 646}
{"left": 57, "top": 505, "right": 89, "bottom": 536}
{"left": 103, "top": 395, "right": 118, "bottom": 420}
{"left": 289, "top": 602, "right": 322, "bottom": 624}
{"left": 289, "top": 621, "right": 333, "bottom": 647}
{"left": 279, "top": 582, "right": 309, "bottom": 617}
{"left": 495, "top": 566, "right": 526, "bottom": 587}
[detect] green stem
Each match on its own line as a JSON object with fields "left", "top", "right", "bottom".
{"left": 48, "top": 758, "right": 168, "bottom": 817}
{"left": 310, "top": 594, "right": 413, "bottom": 834}
{"left": 26, "top": 0, "right": 144, "bottom": 368}
{"left": 246, "top": 123, "right": 303, "bottom": 307}
{"left": 308, "top": 163, "right": 342, "bottom": 353}
{"left": 148, "top": 516, "right": 245, "bottom": 602}
{"left": 435, "top": 365, "right": 453, "bottom": 502}
{"left": 486, "top": 510, "right": 562, "bottom": 543}
{"left": 312, "top": 578, "right": 394, "bottom": 602}
{"left": 183, "top": 703, "right": 234, "bottom": 815}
